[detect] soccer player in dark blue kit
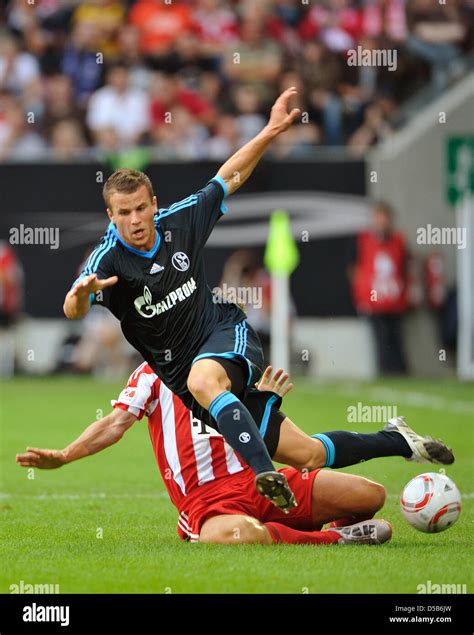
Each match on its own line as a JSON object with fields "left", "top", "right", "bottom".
{"left": 64, "top": 87, "right": 303, "bottom": 511}
{"left": 63, "top": 86, "right": 454, "bottom": 511}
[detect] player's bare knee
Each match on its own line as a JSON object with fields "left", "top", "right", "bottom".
{"left": 370, "top": 482, "right": 386, "bottom": 511}
{"left": 349, "top": 477, "right": 385, "bottom": 515}
{"left": 187, "top": 374, "right": 227, "bottom": 406}
{"left": 360, "top": 480, "right": 386, "bottom": 513}
{"left": 297, "top": 441, "right": 325, "bottom": 471}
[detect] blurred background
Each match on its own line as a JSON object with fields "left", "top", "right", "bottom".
{"left": 0, "top": 0, "right": 473, "bottom": 381}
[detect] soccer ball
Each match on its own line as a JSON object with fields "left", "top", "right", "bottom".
{"left": 400, "top": 472, "right": 461, "bottom": 533}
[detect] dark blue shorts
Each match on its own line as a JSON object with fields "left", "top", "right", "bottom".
{"left": 178, "top": 320, "right": 285, "bottom": 457}
{"left": 192, "top": 318, "right": 265, "bottom": 387}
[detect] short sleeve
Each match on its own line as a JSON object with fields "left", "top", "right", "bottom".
{"left": 158, "top": 176, "right": 228, "bottom": 247}
{"left": 71, "top": 230, "right": 117, "bottom": 309}
{"left": 111, "top": 364, "right": 160, "bottom": 420}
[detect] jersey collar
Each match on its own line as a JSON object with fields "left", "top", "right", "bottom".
{"left": 108, "top": 222, "right": 161, "bottom": 259}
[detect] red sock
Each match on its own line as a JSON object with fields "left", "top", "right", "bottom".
{"left": 265, "top": 522, "right": 341, "bottom": 545}
{"left": 329, "top": 517, "right": 356, "bottom": 528}
{"left": 329, "top": 513, "right": 374, "bottom": 529}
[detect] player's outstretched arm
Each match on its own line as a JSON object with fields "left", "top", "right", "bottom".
{"left": 63, "top": 273, "right": 118, "bottom": 320}
{"left": 15, "top": 408, "right": 136, "bottom": 469}
{"left": 216, "top": 87, "right": 301, "bottom": 196}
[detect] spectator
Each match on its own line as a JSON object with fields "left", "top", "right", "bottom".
{"left": 460, "top": 0, "right": 474, "bottom": 55}
{"left": 6, "top": 0, "right": 75, "bottom": 36}
{"left": 6, "top": 0, "right": 42, "bottom": 35}
{"left": 232, "top": 84, "right": 266, "bottom": 146}
{"left": 199, "top": 70, "right": 224, "bottom": 106}
{"left": 49, "top": 118, "right": 88, "bottom": 161}
{"left": 0, "top": 32, "right": 40, "bottom": 96}
{"left": 266, "top": 0, "right": 306, "bottom": 57}
{"left": 222, "top": 16, "right": 283, "bottom": 105}
{"left": 154, "top": 32, "right": 219, "bottom": 77}
{"left": 299, "top": 0, "right": 364, "bottom": 53}
{"left": 0, "top": 0, "right": 471, "bottom": 160}
{"left": 71, "top": 0, "right": 126, "bottom": 60}
{"left": 361, "top": 0, "right": 407, "bottom": 42}
{"left": 405, "top": 0, "right": 466, "bottom": 95}
{"left": 86, "top": 63, "right": 150, "bottom": 151}
{"left": 349, "top": 201, "right": 409, "bottom": 375}
{"left": 347, "top": 96, "right": 397, "bottom": 157}
{"left": 0, "top": 240, "right": 24, "bottom": 376}
{"left": 41, "top": 73, "right": 84, "bottom": 137}
{"left": 0, "top": 240, "right": 23, "bottom": 327}
{"left": 297, "top": 41, "right": 343, "bottom": 145}
{"left": 298, "top": 40, "right": 343, "bottom": 93}
{"left": 62, "top": 21, "right": 104, "bottom": 105}
{"left": 116, "top": 25, "right": 151, "bottom": 91}
{"left": 268, "top": 118, "right": 321, "bottom": 159}
{"left": 192, "top": 0, "right": 240, "bottom": 58}
{"left": 128, "top": 0, "right": 193, "bottom": 56}
{"left": 206, "top": 112, "right": 239, "bottom": 159}
{"left": 151, "top": 105, "right": 209, "bottom": 160}
{"left": 0, "top": 92, "right": 46, "bottom": 160}
{"left": 71, "top": 306, "right": 135, "bottom": 378}
{"left": 149, "top": 71, "right": 215, "bottom": 130}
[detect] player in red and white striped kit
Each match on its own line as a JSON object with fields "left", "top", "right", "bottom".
{"left": 16, "top": 363, "right": 400, "bottom": 545}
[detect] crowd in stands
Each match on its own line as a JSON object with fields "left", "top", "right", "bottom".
{"left": 0, "top": 0, "right": 472, "bottom": 162}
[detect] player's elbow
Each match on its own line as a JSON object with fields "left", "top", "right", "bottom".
{"left": 363, "top": 480, "right": 386, "bottom": 514}
{"left": 110, "top": 408, "right": 136, "bottom": 440}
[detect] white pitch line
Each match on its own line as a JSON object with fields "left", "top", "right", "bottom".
{"left": 297, "top": 383, "right": 474, "bottom": 415}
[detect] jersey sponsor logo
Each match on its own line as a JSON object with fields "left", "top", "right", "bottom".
{"left": 134, "top": 278, "right": 197, "bottom": 318}
{"left": 239, "top": 432, "right": 251, "bottom": 443}
{"left": 149, "top": 263, "right": 165, "bottom": 275}
{"left": 172, "top": 252, "right": 190, "bottom": 272}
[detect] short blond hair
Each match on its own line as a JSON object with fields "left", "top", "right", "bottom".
{"left": 103, "top": 169, "right": 154, "bottom": 208}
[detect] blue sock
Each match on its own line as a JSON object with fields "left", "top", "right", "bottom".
{"left": 209, "top": 391, "right": 274, "bottom": 475}
{"left": 312, "top": 430, "right": 411, "bottom": 468}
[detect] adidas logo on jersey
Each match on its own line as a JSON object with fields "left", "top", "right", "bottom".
{"left": 149, "top": 263, "right": 165, "bottom": 274}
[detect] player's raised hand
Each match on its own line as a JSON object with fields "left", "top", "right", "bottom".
{"left": 256, "top": 366, "right": 294, "bottom": 398}
{"left": 69, "top": 273, "right": 118, "bottom": 298}
{"left": 16, "top": 447, "right": 67, "bottom": 469}
{"left": 267, "top": 87, "right": 301, "bottom": 135}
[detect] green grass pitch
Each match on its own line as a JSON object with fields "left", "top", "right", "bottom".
{"left": 1, "top": 376, "right": 473, "bottom": 594}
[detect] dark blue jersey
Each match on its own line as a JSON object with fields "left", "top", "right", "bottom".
{"left": 73, "top": 177, "right": 246, "bottom": 397}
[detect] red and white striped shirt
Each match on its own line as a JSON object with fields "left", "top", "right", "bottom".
{"left": 112, "top": 362, "right": 247, "bottom": 517}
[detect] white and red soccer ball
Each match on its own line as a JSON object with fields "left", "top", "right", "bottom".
{"left": 400, "top": 472, "right": 461, "bottom": 533}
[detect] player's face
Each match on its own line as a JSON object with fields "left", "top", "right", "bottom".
{"left": 107, "top": 185, "right": 157, "bottom": 251}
